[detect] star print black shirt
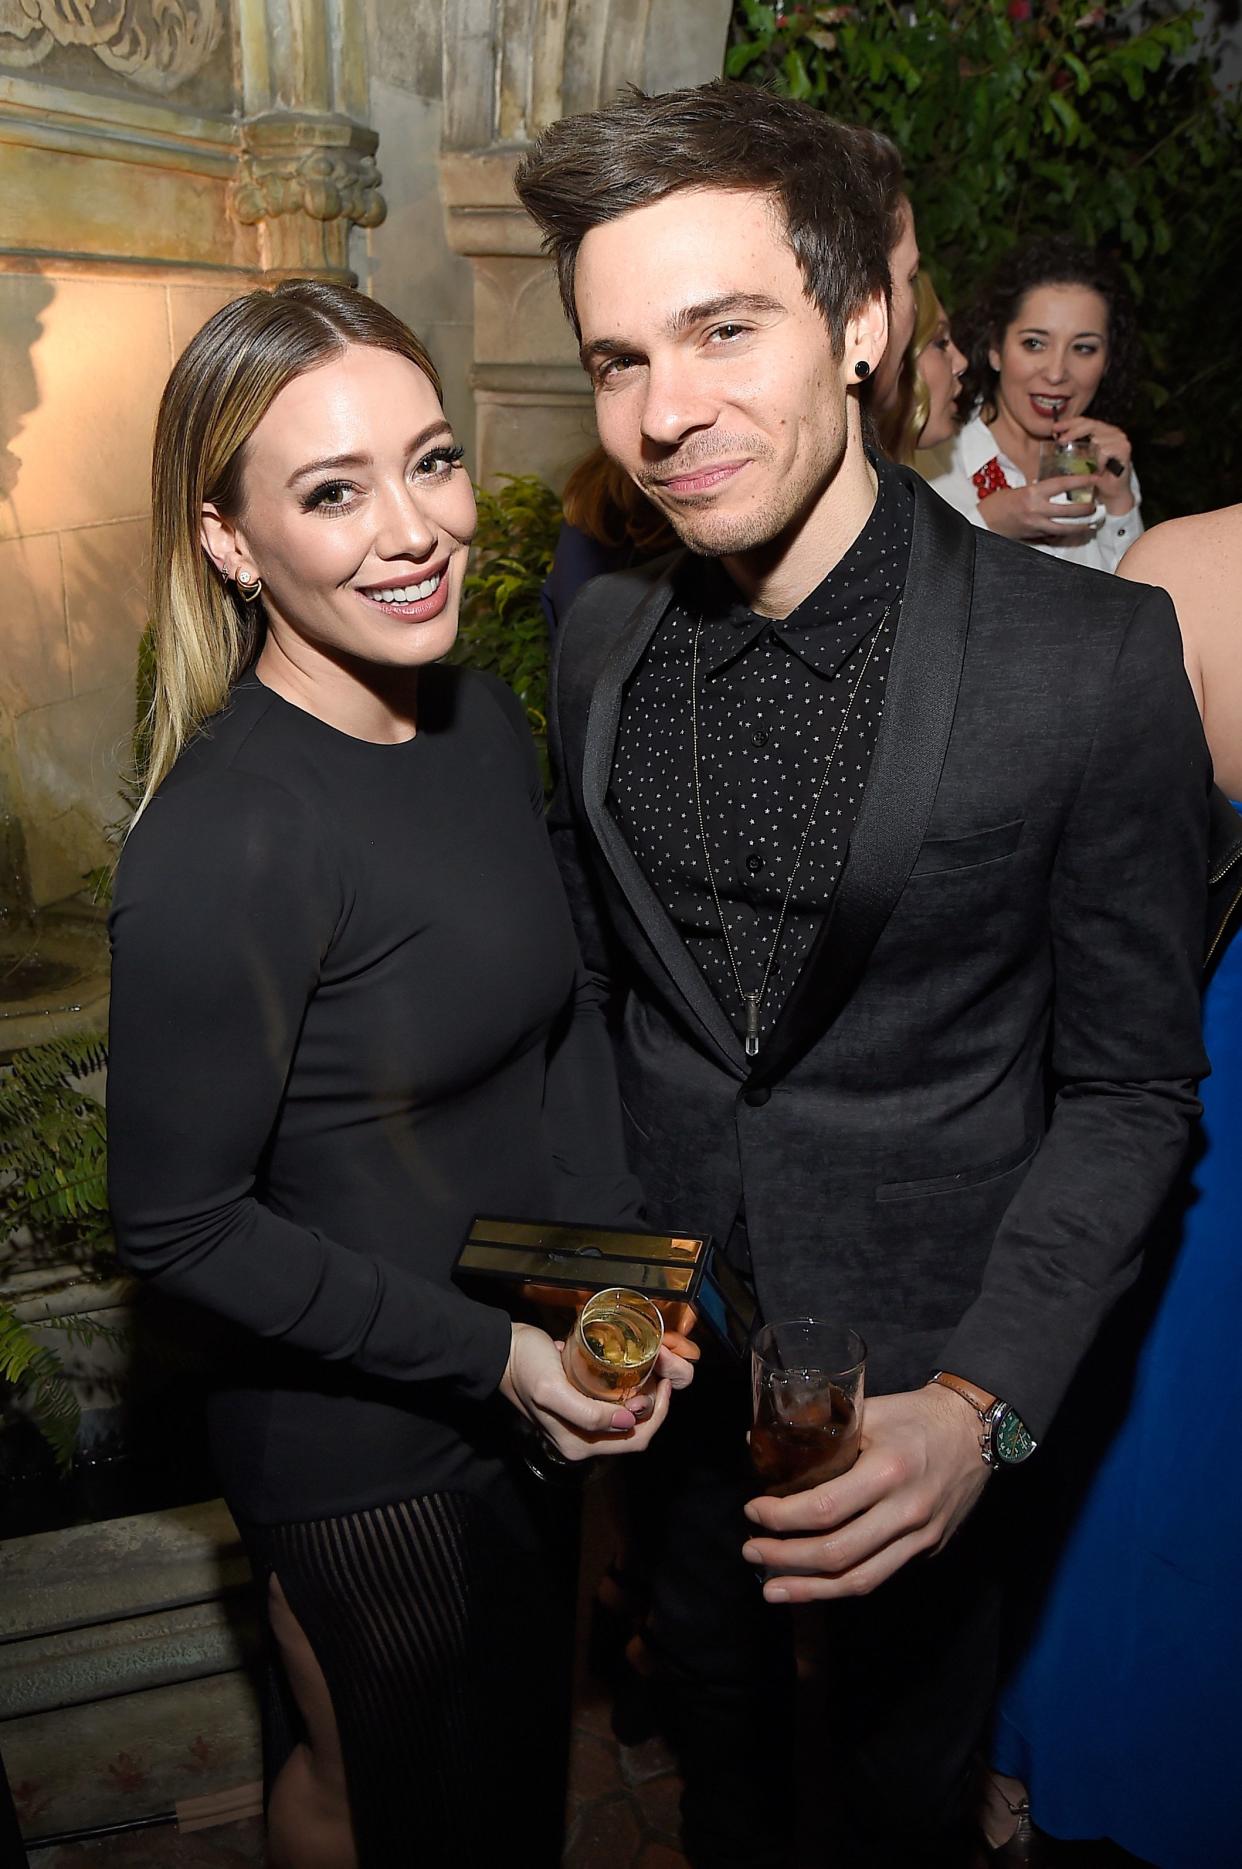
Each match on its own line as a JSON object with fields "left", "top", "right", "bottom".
{"left": 608, "top": 459, "right": 913, "bottom": 1050}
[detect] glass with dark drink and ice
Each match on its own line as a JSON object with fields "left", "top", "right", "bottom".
{"left": 749, "top": 1319, "right": 866, "bottom": 1496}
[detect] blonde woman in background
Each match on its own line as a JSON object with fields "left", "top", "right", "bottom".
{"left": 877, "top": 270, "right": 967, "bottom": 463}
{"left": 106, "top": 280, "right": 691, "bottom": 1869}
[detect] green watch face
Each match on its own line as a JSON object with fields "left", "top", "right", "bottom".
{"left": 994, "top": 1407, "right": 1036, "bottom": 1466}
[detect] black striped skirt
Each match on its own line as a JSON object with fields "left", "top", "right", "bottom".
{"left": 241, "top": 1473, "right": 578, "bottom": 1865}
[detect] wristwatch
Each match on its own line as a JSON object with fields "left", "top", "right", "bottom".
{"left": 929, "top": 1371, "right": 1037, "bottom": 1469}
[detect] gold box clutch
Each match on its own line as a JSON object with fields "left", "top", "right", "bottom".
{"left": 454, "top": 1216, "right": 756, "bottom": 1358}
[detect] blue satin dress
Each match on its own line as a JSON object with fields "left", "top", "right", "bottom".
{"left": 992, "top": 818, "right": 1242, "bottom": 1867}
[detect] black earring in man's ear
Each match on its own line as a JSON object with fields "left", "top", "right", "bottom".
{"left": 855, "top": 359, "right": 871, "bottom": 379}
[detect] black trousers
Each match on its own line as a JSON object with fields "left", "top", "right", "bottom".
{"left": 631, "top": 1357, "right": 1005, "bottom": 1869}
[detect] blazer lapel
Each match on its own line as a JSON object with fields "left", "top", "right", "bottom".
{"left": 751, "top": 475, "right": 976, "bottom": 1089}
{"left": 582, "top": 561, "right": 747, "bottom": 1076}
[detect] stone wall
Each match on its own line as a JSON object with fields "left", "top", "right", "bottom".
{"left": 0, "top": 0, "right": 377, "bottom": 917}
{"left": 0, "top": 265, "right": 244, "bottom": 908}
{"left": 0, "top": 0, "right": 733, "bottom": 919}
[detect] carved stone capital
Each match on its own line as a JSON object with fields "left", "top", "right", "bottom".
{"left": 231, "top": 113, "right": 385, "bottom": 274}
{"left": 233, "top": 114, "right": 386, "bottom": 228}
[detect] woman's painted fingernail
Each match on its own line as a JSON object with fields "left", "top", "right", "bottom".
{"left": 765, "top": 1586, "right": 790, "bottom": 1603}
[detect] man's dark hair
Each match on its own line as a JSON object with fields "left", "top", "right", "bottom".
{"left": 514, "top": 80, "right": 904, "bottom": 354}
{"left": 955, "top": 236, "right": 1140, "bottom": 427}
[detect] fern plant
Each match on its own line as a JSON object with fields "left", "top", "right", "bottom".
{"left": 0, "top": 1309, "right": 86, "bottom": 1474}
{"left": 1, "top": 1029, "right": 114, "bottom": 1470}
{"left": 451, "top": 474, "right": 563, "bottom": 789}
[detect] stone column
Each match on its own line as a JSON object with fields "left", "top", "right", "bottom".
{"left": 232, "top": 0, "right": 386, "bottom": 280}
{"left": 438, "top": 0, "right": 733, "bottom": 488}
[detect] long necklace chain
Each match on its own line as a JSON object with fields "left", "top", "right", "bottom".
{"left": 690, "top": 606, "right": 891, "bottom": 1059}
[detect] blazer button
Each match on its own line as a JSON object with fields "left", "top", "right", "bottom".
{"left": 743, "top": 1086, "right": 771, "bottom": 1107}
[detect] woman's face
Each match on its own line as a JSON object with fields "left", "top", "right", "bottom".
{"left": 204, "top": 344, "right": 476, "bottom": 672}
{"left": 989, "top": 283, "right": 1110, "bottom": 442}
{"left": 915, "top": 301, "right": 966, "bottom": 451}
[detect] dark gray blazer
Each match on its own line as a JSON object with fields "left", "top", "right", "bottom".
{"left": 549, "top": 469, "right": 1211, "bottom": 1438}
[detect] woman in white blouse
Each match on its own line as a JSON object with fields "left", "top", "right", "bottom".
{"left": 920, "top": 238, "right": 1142, "bottom": 573}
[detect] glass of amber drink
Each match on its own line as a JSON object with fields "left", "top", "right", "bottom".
{"left": 750, "top": 1319, "right": 866, "bottom": 1496}
{"left": 563, "top": 1287, "right": 664, "bottom": 1406}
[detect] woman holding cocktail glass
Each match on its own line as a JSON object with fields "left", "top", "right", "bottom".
{"left": 107, "top": 280, "right": 691, "bottom": 1869}
{"left": 921, "top": 237, "right": 1142, "bottom": 572}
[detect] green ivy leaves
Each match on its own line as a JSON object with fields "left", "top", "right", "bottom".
{"left": 451, "top": 474, "right": 563, "bottom": 789}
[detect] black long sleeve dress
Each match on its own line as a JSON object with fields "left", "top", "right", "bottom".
{"left": 106, "top": 665, "right": 643, "bottom": 1859}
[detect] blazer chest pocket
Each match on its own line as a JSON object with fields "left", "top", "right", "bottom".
{"left": 909, "top": 818, "right": 1024, "bottom": 877}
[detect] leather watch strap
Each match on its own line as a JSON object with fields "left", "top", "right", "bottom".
{"left": 930, "top": 1370, "right": 998, "bottom": 1416}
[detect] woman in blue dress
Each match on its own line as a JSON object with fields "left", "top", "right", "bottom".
{"left": 979, "top": 506, "right": 1242, "bottom": 1866}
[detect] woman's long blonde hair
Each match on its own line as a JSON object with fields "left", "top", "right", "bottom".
{"left": 876, "top": 271, "right": 946, "bottom": 464}
{"left": 138, "top": 279, "right": 442, "bottom": 820}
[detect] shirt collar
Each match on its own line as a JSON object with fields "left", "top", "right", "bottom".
{"left": 959, "top": 407, "right": 1019, "bottom": 481}
{"left": 681, "top": 457, "right": 911, "bottom": 679}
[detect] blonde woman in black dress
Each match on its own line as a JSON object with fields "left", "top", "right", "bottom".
{"left": 107, "top": 281, "right": 691, "bottom": 1868}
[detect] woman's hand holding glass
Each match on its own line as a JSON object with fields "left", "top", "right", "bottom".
{"left": 500, "top": 1316, "right": 695, "bottom": 1463}
{"left": 979, "top": 476, "right": 1103, "bottom": 547}
{"left": 1052, "top": 414, "right": 1135, "bottom": 514}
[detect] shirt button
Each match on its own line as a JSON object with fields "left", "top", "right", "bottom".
{"left": 746, "top": 853, "right": 765, "bottom": 874}
{"left": 743, "top": 1086, "right": 771, "bottom": 1107}
{"left": 751, "top": 728, "right": 769, "bottom": 747}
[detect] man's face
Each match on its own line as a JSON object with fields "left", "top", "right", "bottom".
{"left": 574, "top": 188, "right": 874, "bottom": 560}
{"left": 871, "top": 197, "right": 921, "bottom": 415}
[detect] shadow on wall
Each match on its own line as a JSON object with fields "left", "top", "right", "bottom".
{"left": 0, "top": 273, "right": 126, "bottom": 1041}
{"left": 0, "top": 273, "right": 52, "bottom": 505}
{"left": 0, "top": 273, "right": 56, "bottom": 920}
{"left": 0, "top": 265, "right": 164, "bottom": 947}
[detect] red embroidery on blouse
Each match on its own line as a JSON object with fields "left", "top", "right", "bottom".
{"left": 972, "top": 457, "right": 1010, "bottom": 500}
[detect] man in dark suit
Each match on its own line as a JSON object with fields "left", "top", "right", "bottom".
{"left": 515, "top": 82, "right": 1209, "bottom": 1867}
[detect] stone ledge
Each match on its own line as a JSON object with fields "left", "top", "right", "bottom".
{"left": 6, "top": 1667, "right": 261, "bottom": 1843}
{"left": 0, "top": 1499, "right": 249, "bottom": 1644}
{"left": 439, "top": 147, "right": 542, "bottom": 259}
{"left": 1, "top": 1595, "right": 255, "bottom": 1720}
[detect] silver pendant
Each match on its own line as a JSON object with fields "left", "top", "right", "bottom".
{"left": 744, "top": 992, "right": 761, "bottom": 1059}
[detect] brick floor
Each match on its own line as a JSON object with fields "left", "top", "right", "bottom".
{"left": 561, "top": 1479, "right": 689, "bottom": 1869}
{"left": 28, "top": 1821, "right": 266, "bottom": 1867}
